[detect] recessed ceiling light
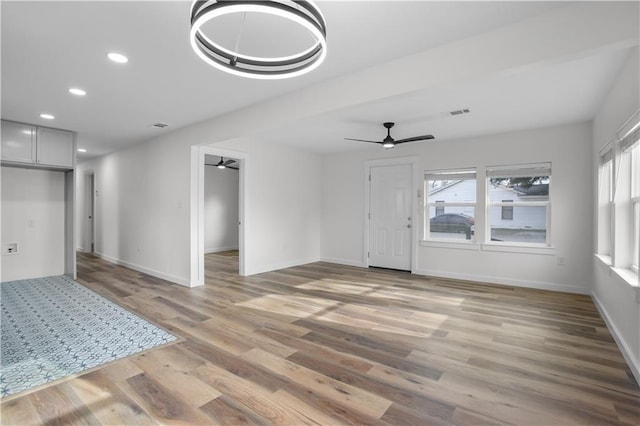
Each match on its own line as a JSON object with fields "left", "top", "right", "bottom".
{"left": 69, "top": 88, "right": 86, "bottom": 96}
{"left": 107, "top": 52, "right": 128, "bottom": 63}
{"left": 77, "top": 148, "right": 87, "bottom": 153}
{"left": 40, "top": 113, "right": 55, "bottom": 120}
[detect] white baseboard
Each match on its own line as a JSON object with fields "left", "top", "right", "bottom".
{"left": 412, "top": 268, "right": 590, "bottom": 294}
{"left": 591, "top": 293, "right": 640, "bottom": 385}
{"left": 93, "top": 251, "right": 192, "bottom": 288}
{"left": 205, "top": 246, "right": 239, "bottom": 254}
{"left": 245, "top": 257, "right": 319, "bottom": 276}
{"left": 320, "top": 257, "right": 367, "bottom": 268}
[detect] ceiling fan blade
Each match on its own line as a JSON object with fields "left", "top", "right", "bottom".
{"left": 223, "top": 159, "right": 235, "bottom": 166}
{"left": 344, "top": 138, "right": 382, "bottom": 144}
{"left": 394, "top": 134, "right": 435, "bottom": 144}
{"left": 227, "top": 166, "right": 239, "bottom": 170}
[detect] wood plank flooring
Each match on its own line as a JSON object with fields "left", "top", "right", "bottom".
{"left": 1, "top": 251, "right": 638, "bottom": 425}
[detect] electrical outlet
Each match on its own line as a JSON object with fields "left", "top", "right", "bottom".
{"left": 557, "top": 256, "right": 566, "bottom": 266}
{"left": 2, "top": 243, "right": 18, "bottom": 255}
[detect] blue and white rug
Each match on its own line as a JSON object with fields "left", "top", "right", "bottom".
{"left": 1, "top": 275, "right": 177, "bottom": 398}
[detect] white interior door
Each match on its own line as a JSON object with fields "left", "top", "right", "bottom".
{"left": 369, "top": 164, "right": 413, "bottom": 270}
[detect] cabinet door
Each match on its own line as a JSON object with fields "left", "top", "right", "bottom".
{"left": 36, "top": 127, "right": 74, "bottom": 168}
{"left": 1, "top": 120, "right": 36, "bottom": 163}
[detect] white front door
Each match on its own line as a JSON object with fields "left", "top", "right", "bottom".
{"left": 369, "top": 164, "right": 413, "bottom": 270}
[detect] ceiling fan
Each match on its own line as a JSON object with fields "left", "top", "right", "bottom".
{"left": 345, "top": 122, "right": 434, "bottom": 149}
{"left": 205, "top": 157, "right": 238, "bottom": 170}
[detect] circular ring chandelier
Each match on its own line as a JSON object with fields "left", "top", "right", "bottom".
{"left": 189, "top": 0, "right": 327, "bottom": 80}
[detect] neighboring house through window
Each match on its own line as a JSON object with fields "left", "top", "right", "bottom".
{"left": 501, "top": 200, "right": 514, "bottom": 220}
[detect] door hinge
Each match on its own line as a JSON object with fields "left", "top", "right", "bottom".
{"left": 367, "top": 251, "right": 370, "bottom": 258}
{"left": 368, "top": 212, "right": 370, "bottom": 220}
{"left": 369, "top": 174, "right": 371, "bottom": 182}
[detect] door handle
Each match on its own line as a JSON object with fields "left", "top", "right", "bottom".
{"left": 407, "top": 224, "right": 412, "bottom": 229}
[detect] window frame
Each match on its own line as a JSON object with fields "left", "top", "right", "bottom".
{"left": 424, "top": 169, "right": 477, "bottom": 243}
{"left": 485, "top": 163, "right": 552, "bottom": 248}
{"left": 629, "top": 142, "right": 639, "bottom": 273}
{"left": 596, "top": 146, "right": 614, "bottom": 261}
{"left": 597, "top": 110, "right": 640, "bottom": 288}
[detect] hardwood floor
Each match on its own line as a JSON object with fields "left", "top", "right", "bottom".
{"left": 2, "top": 251, "right": 638, "bottom": 425}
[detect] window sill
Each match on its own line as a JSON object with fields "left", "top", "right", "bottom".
{"left": 481, "top": 243, "right": 555, "bottom": 255}
{"left": 594, "top": 253, "right": 612, "bottom": 267}
{"left": 419, "top": 240, "right": 554, "bottom": 255}
{"left": 611, "top": 267, "right": 639, "bottom": 289}
{"left": 420, "top": 240, "right": 479, "bottom": 251}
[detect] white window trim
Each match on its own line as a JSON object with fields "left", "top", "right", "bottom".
{"left": 596, "top": 153, "right": 613, "bottom": 258}
{"left": 420, "top": 240, "right": 479, "bottom": 250}
{"left": 481, "top": 242, "right": 555, "bottom": 255}
{"left": 423, "top": 168, "right": 477, "bottom": 243}
{"left": 611, "top": 267, "right": 639, "bottom": 288}
{"left": 486, "top": 164, "right": 552, "bottom": 248}
{"left": 593, "top": 110, "right": 640, "bottom": 291}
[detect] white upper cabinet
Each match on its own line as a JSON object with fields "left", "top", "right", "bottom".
{"left": 1, "top": 120, "right": 74, "bottom": 169}
{"left": 36, "top": 127, "right": 74, "bottom": 168}
{"left": 1, "top": 120, "right": 36, "bottom": 163}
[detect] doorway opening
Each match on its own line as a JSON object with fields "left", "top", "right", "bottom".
{"left": 203, "top": 154, "right": 240, "bottom": 260}
{"left": 190, "top": 145, "right": 247, "bottom": 287}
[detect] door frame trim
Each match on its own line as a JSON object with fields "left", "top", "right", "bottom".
{"left": 81, "top": 170, "right": 96, "bottom": 253}
{"left": 190, "top": 145, "right": 247, "bottom": 287}
{"left": 364, "top": 156, "right": 419, "bottom": 272}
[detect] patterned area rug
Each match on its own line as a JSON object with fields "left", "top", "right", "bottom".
{"left": 0, "top": 275, "right": 176, "bottom": 398}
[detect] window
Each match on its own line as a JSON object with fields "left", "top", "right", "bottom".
{"left": 602, "top": 110, "right": 639, "bottom": 282}
{"left": 425, "top": 169, "right": 476, "bottom": 241}
{"left": 597, "top": 148, "right": 613, "bottom": 258}
{"left": 629, "top": 137, "right": 639, "bottom": 272}
{"left": 487, "top": 163, "right": 551, "bottom": 245}
{"left": 501, "top": 200, "right": 514, "bottom": 220}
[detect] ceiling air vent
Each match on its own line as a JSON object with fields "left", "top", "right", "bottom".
{"left": 152, "top": 122, "right": 169, "bottom": 129}
{"left": 449, "top": 108, "right": 470, "bottom": 116}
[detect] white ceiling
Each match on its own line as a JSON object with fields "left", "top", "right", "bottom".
{"left": 257, "top": 46, "right": 632, "bottom": 153}
{"left": 1, "top": 1, "right": 632, "bottom": 158}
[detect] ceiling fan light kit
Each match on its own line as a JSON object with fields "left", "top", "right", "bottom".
{"left": 209, "top": 157, "right": 238, "bottom": 170}
{"left": 189, "top": 0, "right": 327, "bottom": 80}
{"left": 346, "top": 122, "right": 435, "bottom": 149}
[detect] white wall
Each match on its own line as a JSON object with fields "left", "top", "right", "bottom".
{"left": 321, "top": 122, "right": 593, "bottom": 294}
{"left": 214, "top": 137, "right": 322, "bottom": 275}
{"left": 75, "top": 138, "right": 192, "bottom": 285}
{"left": 204, "top": 165, "right": 239, "bottom": 253}
{"left": 75, "top": 135, "right": 322, "bottom": 284}
{"left": 591, "top": 47, "right": 639, "bottom": 381}
{"left": 1, "top": 167, "right": 65, "bottom": 281}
